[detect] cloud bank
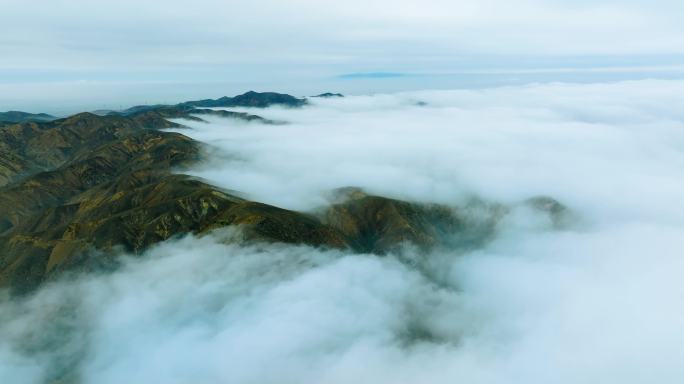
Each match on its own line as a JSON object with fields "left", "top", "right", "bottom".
{"left": 2, "top": 80, "right": 684, "bottom": 383}
{"left": 175, "top": 79, "right": 684, "bottom": 223}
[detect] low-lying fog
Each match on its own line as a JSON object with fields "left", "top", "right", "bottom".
{"left": 2, "top": 79, "right": 684, "bottom": 383}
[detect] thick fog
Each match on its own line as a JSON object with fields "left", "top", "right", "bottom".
{"left": 2, "top": 80, "right": 684, "bottom": 383}
{"left": 176, "top": 79, "right": 684, "bottom": 223}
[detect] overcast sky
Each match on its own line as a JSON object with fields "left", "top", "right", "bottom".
{"left": 2, "top": 0, "right": 684, "bottom": 113}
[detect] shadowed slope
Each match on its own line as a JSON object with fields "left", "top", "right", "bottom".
{"left": 0, "top": 103, "right": 568, "bottom": 295}
{"left": 0, "top": 110, "right": 339, "bottom": 293}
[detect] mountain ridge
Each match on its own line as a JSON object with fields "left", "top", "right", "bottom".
{"left": 179, "top": 90, "right": 307, "bottom": 108}
{"left": 0, "top": 95, "right": 568, "bottom": 294}
{"left": 0, "top": 111, "right": 56, "bottom": 123}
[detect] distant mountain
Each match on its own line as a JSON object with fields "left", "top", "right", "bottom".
{"left": 180, "top": 91, "right": 307, "bottom": 108}
{"left": 91, "top": 91, "right": 307, "bottom": 117}
{"left": 107, "top": 104, "right": 283, "bottom": 124}
{"left": 0, "top": 111, "right": 55, "bottom": 123}
{"left": 108, "top": 104, "right": 169, "bottom": 116}
{"left": 312, "top": 92, "right": 344, "bottom": 98}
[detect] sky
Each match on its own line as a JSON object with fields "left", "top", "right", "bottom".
{"left": 3, "top": 3, "right": 684, "bottom": 380}
{"left": 2, "top": 0, "right": 684, "bottom": 113}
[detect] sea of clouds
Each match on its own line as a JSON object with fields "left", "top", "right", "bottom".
{"left": 2, "top": 79, "right": 684, "bottom": 383}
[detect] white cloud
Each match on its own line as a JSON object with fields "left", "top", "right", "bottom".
{"left": 173, "top": 80, "right": 684, "bottom": 226}
{"left": 2, "top": 80, "right": 684, "bottom": 383}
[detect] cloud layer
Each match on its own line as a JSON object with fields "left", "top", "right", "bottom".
{"left": 2, "top": 80, "right": 684, "bottom": 383}
{"left": 175, "top": 79, "right": 684, "bottom": 223}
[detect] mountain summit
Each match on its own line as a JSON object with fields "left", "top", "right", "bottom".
{"left": 0, "top": 111, "right": 56, "bottom": 123}
{"left": 180, "top": 91, "right": 307, "bottom": 108}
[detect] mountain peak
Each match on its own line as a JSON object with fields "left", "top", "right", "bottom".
{"left": 181, "top": 91, "right": 307, "bottom": 108}
{"left": 0, "top": 110, "right": 56, "bottom": 123}
{"left": 312, "top": 92, "right": 344, "bottom": 98}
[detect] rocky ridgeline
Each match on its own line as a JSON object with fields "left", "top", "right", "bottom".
{"left": 0, "top": 92, "right": 568, "bottom": 294}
